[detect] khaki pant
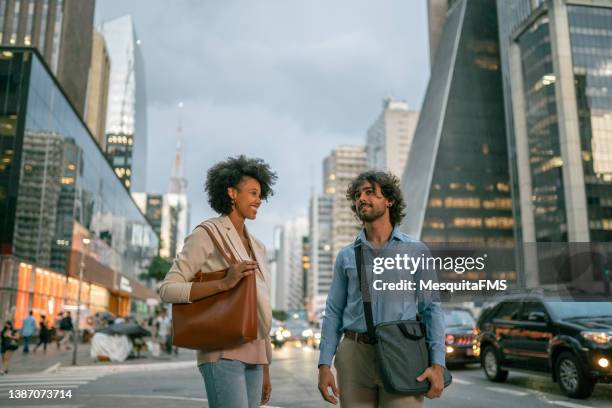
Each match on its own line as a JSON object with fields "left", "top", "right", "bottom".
{"left": 334, "top": 337, "right": 424, "bottom": 408}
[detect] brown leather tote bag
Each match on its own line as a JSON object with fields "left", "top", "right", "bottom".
{"left": 171, "top": 223, "right": 258, "bottom": 350}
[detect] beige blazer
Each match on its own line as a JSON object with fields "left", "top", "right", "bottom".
{"left": 159, "top": 215, "right": 273, "bottom": 365}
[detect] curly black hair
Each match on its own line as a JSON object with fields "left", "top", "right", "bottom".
{"left": 346, "top": 170, "right": 406, "bottom": 226}
{"left": 205, "top": 155, "right": 277, "bottom": 215}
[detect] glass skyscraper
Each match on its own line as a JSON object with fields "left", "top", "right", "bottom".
{"left": 0, "top": 0, "right": 96, "bottom": 116}
{"left": 99, "top": 15, "right": 147, "bottom": 192}
{"left": 497, "top": 0, "right": 612, "bottom": 286}
{"left": 401, "top": 0, "right": 514, "bottom": 246}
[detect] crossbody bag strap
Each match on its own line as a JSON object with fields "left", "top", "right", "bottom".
{"left": 354, "top": 238, "right": 376, "bottom": 342}
{"left": 198, "top": 223, "right": 238, "bottom": 265}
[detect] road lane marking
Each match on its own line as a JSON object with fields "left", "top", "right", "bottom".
{"left": 80, "top": 394, "right": 287, "bottom": 407}
{"left": 0, "top": 384, "right": 81, "bottom": 390}
{"left": 0, "top": 381, "right": 89, "bottom": 387}
{"left": 548, "top": 401, "right": 593, "bottom": 408}
{"left": 486, "top": 386, "right": 529, "bottom": 396}
{"left": 0, "top": 376, "right": 98, "bottom": 381}
{"left": 451, "top": 378, "right": 473, "bottom": 385}
{"left": 89, "top": 394, "right": 208, "bottom": 402}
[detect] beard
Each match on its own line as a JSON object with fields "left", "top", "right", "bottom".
{"left": 357, "top": 204, "right": 386, "bottom": 222}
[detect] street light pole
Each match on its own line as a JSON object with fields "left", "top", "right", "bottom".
{"left": 72, "top": 237, "right": 90, "bottom": 366}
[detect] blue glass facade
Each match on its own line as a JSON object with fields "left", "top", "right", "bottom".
{"left": 568, "top": 5, "right": 612, "bottom": 241}
{"left": 0, "top": 48, "right": 158, "bottom": 282}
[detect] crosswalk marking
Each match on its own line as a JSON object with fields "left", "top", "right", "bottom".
{"left": 0, "top": 369, "right": 106, "bottom": 393}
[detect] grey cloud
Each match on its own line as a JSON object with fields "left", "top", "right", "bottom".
{"left": 95, "top": 0, "right": 429, "bottom": 247}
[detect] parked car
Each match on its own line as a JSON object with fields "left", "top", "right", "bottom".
{"left": 443, "top": 308, "right": 478, "bottom": 365}
{"left": 476, "top": 295, "right": 612, "bottom": 398}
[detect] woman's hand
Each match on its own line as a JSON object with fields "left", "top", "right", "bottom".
{"left": 261, "top": 365, "right": 272, "bottom": 405}
{"left": 222, "top": 261, "right": 258, "bottom": 290}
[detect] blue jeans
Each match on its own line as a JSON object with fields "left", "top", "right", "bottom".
{"left": 22, "top": 336, "right": 31, "bottom": 353}
{"left": 198, "top": 359, "right": 263, "bottom": 408}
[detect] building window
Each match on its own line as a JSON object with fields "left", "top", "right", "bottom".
{"left": 452, "top": 218, "right": 482, "bottom": 228}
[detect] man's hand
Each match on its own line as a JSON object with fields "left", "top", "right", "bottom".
{"left": 416, "top": 364, "right": 445, "bottom": 399}
{"left": 318, "top": 365, "right": 339, "bottom": 405}
{"left": 260, "top": 365, "right": 272, "bottom": 405}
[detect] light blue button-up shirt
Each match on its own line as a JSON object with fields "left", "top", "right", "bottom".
{"left": 318, "top": 227, "right": 446, "bottom": 368}
{"left": 21, "top": 316, "right": 36, "bottom": 337}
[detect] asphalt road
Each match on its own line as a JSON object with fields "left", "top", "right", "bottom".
{"left": 1, "top": 345, "right": 610, "bottom": 407}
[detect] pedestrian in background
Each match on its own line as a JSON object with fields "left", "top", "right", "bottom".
{"left": 1, "top": 320, "right": 19, "bottom": 374}
{"left": 59, "top": 312, "right": 74, "bottom": 350}
{"left": 160, "top": 156, "right": 277, "bottom": 407}
{"left": 155, "top": 309, "right": 171, "bottom": 354}
{"left": 54, "top": 312, "right": 63, "bottom": 350}
{"left": 33, "top": 315, "right": 50, "bottom": 353}
{"left": 21, "top": 311, "right": 36, "bottom": 354}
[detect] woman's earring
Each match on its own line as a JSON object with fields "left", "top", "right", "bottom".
{"left": 231, "top": 198, "right": 236, "bottom": 207}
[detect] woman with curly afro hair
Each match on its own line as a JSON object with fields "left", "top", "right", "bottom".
{"left": 160, "top": 155, "right": 277, "bottom": 407}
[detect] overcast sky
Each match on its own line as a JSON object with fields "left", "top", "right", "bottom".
{"left": 95, "top": 0, "right": 431, "bottom": 248}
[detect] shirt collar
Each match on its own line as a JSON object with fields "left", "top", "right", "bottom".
{"left": 357, "top": 225, "right": 402, "bottom": 248}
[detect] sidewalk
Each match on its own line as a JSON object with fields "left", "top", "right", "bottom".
{"left": 4, "top": 342, "right": 196, "bottom": 375}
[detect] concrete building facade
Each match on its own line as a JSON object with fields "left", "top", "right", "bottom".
{"left": 366, "top": 97, "right": 419, "bottom": 180}
{"left": 323, "top": 145, "right": 368, "bottom": 261}
{"left": 275, "top": 216, "right": 308, "bottom": 311}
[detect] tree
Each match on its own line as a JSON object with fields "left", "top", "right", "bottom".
{"left": 140, "top": 256, "right": 172, "bottom": 282}
{"left": 272, "top": 310, "right": 288, "bottom": 321}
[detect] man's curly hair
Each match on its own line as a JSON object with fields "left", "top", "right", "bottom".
{"left": 346, "top": 171, "right": 406, "bottom": 226}
{"left": 205, "top": 155, "right": 277, "bottom": 215}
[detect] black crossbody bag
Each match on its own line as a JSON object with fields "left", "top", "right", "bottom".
{"left": 354, "top": 238, "right": 452, "bottom": 395}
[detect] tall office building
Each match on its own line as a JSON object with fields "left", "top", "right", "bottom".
{"left": 275, "top": 216, "right": 308, "bottom": 310}
{"left": 132, "top": 192, "right": 188, "bottom": 260}
{"left": 0, "top": 0, "right": 95, "bottom": 115}
{"left": 84, "top": 30, "right": 110, "bottom": 149}
{"left": 428, "top": 0, "right": 449, "bottom": 67}
{"left": 159, "top": 193, "right": 189, "bottom": 259}
{"left": 324, "top": 145, "right": 368, "bottom": 260}
{"left": 100, "top": 15, "right": 147, "bottom": 191}
{"left": 132, "top": 193, "right": 162, "bottom": 238}
{"left": 307, "top": 194, "right": 333, "bottom": 321}
{"left": 497, "top": 0, "right": 612, "bottom": 286}
{"left": 400, "top": 0, "right": 514, "bottom": 248}
{"left": 366, "top": 97, "right": 419, "bottom": 180}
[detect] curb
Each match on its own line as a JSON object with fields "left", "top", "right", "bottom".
{"left": 58, "top": 360, "right": 196, "bottom": 373}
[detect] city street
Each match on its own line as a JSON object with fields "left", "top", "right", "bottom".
{"left": 1, "top": 346, "right": 610, "bottom": 408}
